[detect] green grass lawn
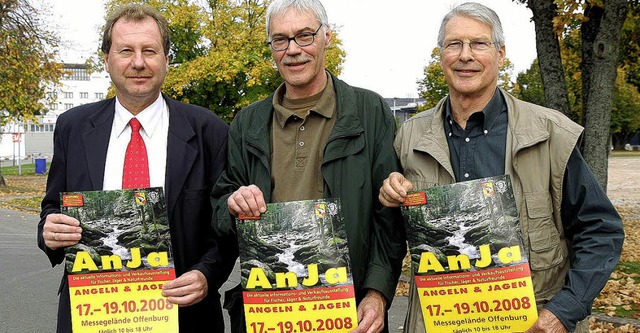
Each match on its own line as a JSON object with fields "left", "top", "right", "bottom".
{"left": 0, "top": 163, "right": 49, "bottom": 212}
{"left": 611, "top": 150, "right": 640, "bottom": 157}
{"left": 0, "top": 162, "right": 50, "bottom": 176}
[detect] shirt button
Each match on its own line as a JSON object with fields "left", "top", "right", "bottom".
{"left": 448, "top": 132, "right": 452, "bottom": 137}
{"left": 300, "top": 125, "right": 305, "bottom": 131}
{"left": 464, "top": 173, "right": 469, "bottom": 178}
{"left": 465, "top": 137, "right": 470, "bottom": 142}
{"left": 484, "top": 129, "right": 488, "bottom": 135}
{"left": 299, "top": 141, "right": 304, "bottom": 147}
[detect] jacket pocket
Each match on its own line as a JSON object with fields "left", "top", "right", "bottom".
{"left": 524, "top": 193, "right": 565, "bottom": 271}
{"left": 182, "top": 188, "right": 210, "bottom": 224}
{"left": 407, "top": 178, "right": 437, "bottom": 191}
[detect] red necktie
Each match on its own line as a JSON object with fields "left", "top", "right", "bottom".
{"left": 122, "top": 118, "right": 150, "bottom": 189}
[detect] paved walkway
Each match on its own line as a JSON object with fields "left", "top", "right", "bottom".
{"left": 0, "top": 207, "right": 408, "bottom": 332}
{"left": 0, "top": 208, "right": 61, "bottom": 332}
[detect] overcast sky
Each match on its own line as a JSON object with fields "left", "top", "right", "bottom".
{"left": 48, "top": 0, "right": 537, "bottom": 99}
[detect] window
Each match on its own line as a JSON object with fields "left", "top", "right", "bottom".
{"left": 80, "top": 92, "right": 88, "bottom": 99}
{"left": 64, "top": 68, "right": 90, "bottom": 81}
{"left": 95, "top": 92, "right": 104, "bottom": 99}
{"left": 64, "top": 103, "right": 74, "bottom": 110}
{"left": 50, "top": 103, "right": 58, "bottom": 110}
{"left": 28, "top": 124, "right": 55, "bottom": 132}
{"left": 64, "top": 92, "right": 73, "bottom": 99}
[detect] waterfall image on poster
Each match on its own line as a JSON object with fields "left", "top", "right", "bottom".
{"left": 63, "top": 187, "right": 173, "bottom": 273}
{"left": 403, "top": 175, "right": 525, "bottom": 274}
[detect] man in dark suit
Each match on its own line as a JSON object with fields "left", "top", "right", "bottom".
{"left": 37, "top": 4, "right": 236, "bottom": 332}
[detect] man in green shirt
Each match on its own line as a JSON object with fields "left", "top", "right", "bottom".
{"left": 211, "top": 0, "right": 406, "bottom": 332}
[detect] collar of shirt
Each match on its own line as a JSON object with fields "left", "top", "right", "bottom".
{"left": 445, "top": 87, "right": 506, "bottom": 136}
{"left": 272, "top": 72, "right": 335, "bottom": 128}
{"left": 114, "top": 94, "right": 166, "bottom": 139}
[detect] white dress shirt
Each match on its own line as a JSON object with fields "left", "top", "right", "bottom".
{"left": 103, "top": 94, "right": 169, "bottom": 190}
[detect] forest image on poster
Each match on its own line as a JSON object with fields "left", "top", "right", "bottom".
{"left": 402, "top": 175, "right": 537, "bottom": 333}
{"left": 402, "top": 175, "right": 524, "bottom": 274}
{"left": 237, "top": 199, "right": 351, "bottom": 290}
{"left": 237, "top": 199, "right": 358, "bottom": 333}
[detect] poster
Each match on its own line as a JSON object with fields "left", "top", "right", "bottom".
{"left": 237, "top": 199, "right": 358, "bottom": 333}
{"left": 62, "top": 187, "right": 178, "bottom": 333}
{"left": 402, "top": 175, "right": 538, "bottom": 333}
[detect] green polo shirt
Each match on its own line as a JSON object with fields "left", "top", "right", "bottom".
{"left": 270, "top": 75, "right": 337, "bottom": 202}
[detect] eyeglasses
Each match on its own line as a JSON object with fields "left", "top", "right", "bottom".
{"left": 442, "top": 40, "right": 496, "bottom": 54}
{"left": 268, "top": 25, "right": 323, "bottom": 51}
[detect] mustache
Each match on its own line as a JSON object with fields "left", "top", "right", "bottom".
{"left": 124, "top": 71, "right": 153, "bottom": 78}
{"left": 281, "top": 56, "right": 313, "bottom": 65}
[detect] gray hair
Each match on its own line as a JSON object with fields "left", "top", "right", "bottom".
{"left": 437, "top": 2, "right": 504, "bottom": 50}
{"left": 265, "top": 0, "right": 328, "bottom": 38}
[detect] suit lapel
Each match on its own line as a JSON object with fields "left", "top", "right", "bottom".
{"left": 165, "top": 97, "right": 197, "bottom": 217}
{"left": 83, "top": 99, "right": 116, "bottom": 189}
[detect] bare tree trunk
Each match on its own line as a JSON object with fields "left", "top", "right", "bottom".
{"left": 581, "top": 0, "right": 629, "bottom": 190}
{"left": 0, "top": 168, "right": 5, "bottom": 186}
{"left": 527, "top": 0, "right": 571, "bottom": 114}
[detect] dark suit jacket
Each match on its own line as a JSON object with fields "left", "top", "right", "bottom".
{"left": 38, "top": 95, "right": 237, "bottom": 332}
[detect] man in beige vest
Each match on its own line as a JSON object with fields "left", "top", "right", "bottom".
{"left": 379, "top": 2, "right": 624, "bottom": 332}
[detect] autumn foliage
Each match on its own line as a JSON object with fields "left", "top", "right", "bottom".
{"left": 0, "top": 0, "right": 65, "bottom": 125}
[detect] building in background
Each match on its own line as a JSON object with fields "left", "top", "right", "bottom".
{"left": 0, "top": 63, "right": 111, "bottom": 166}
{"left": 385, "top": 97, "right": 426, "bottom": 124}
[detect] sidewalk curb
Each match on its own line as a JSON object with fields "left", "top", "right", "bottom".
{"left": 591, "top": 313, "right": 640, "bottom": 329}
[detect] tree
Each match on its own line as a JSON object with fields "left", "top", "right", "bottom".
{"left": 104, "top": 0, "right": 346, "bottom": 123}
{"left": 610, "top": 68, "right": 640, "bottom": 149}
{"left": 416, "top": 48, "right": 448, "bottom": 109}
{"left": 515, "top": 28, "right": 584, "bottom": 124}
{"left": 513, "top": 59, "right": 545, "bottom": 107}
{"left": 523, "top": 0, "right": 571, "bottom": 114}
{"left": 515, "top": 0, "right": 632, "bottom": 190}
{"left": 515, "top": 5, "right": 640, "bottom": 148}
{"left": 0, "top": 0, "right": 65, "bottom": 186}
{"left": 516, "top": 58, "right": 640, "bottom": 150}
{"left": 580, "top": 0, "right": 629, "bottom": 189}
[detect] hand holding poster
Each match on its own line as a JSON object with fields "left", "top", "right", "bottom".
{"left": 62, "top": 188, "right": 178, "bottom": 333}
{"left": 237, "top": 199, "right": 358, "bottom": 333}
{"left": 402, "top": 175, "right": 538, "bottom": 333}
